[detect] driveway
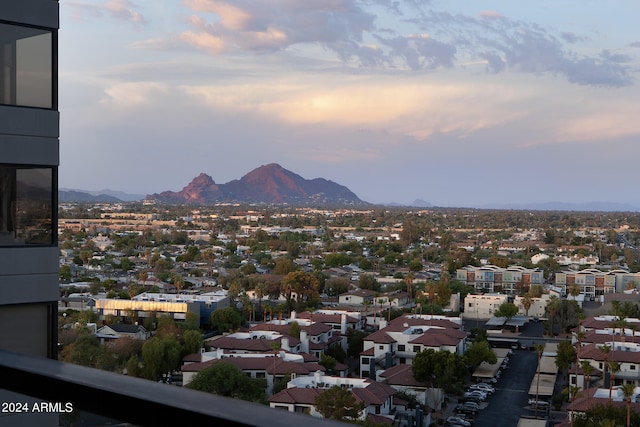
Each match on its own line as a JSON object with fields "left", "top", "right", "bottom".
{"left": 469, "top": 349, "right": 544, "bottom": 427}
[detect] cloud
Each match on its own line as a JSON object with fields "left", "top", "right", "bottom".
{"left": 179, "top": 0, "right": 376, "bottom": 55}
{"left": 414, "top": 9, "right": 634, "bottom": 87}
{"left": 101, "top": 82, "right": 168, "bottom": 106}
{"left": 64, "top": 0, "right": 145, "bottom": 25}
{"left": 105, "top": 0, "right": 146, "bottom": 25}
{"left": 479, "top": 10, "right": 504, "bottom": 20}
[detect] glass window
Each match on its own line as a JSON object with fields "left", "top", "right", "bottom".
{"left": 0, "top": 23, "right": 53, "bottom": 108}
{"left": 0, "top": 165, "right": 54, "bottom": 245}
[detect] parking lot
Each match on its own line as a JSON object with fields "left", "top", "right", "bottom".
{"left": 446, "top": 348, "right": 544, "bottom": 427}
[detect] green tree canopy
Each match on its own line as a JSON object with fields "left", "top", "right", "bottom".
{"left": 412, "top": 349, "right": 467, "bottom": 393}
{"left": 209, "top": 307, "right": 244, "bottom": 332}
{"left": 464, "top": 340, "right": 497, "bottom": 368}
{"left": 494, "top": 302, "right": 519, "bottom": 320}
{"left": 187, "top": 362, "right": 266, "bottom": 403}
{"left": 314, "top": 386, "right": 364, "bottom": 421}
{"left": 182, "top": 329, "right": 203, "bottom": 356}
{"left": 141, "top": 335, "right": 181, "bottom": 382}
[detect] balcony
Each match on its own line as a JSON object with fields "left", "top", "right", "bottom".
{"left": 0, "top": 349, "right": 348, "bottom": 426}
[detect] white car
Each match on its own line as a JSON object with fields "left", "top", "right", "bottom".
{"left": 528, "top": 398, "right": 549, "bottom": 407}
{"left": 470, "top": 383, "right": 494, "bottom": 394}
{"left": 446, "top": 416, "right": 472, "bottom": 427}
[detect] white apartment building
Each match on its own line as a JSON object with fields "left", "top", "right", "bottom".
{"left": 462, "top": 294, "right": 508, "bottom": 320}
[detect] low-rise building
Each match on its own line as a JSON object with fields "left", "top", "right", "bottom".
{"left": 462, "top": 294, "right": 508, "bottom": 320}
{"left": 359, "top": 314, "right": 465, "bottom": 378}
{"left": 94, "top": 291, "right": 230, "bottom": 326}
{"left": 456, "top": 265, "right": 544, "bottom": 293}
{"left": 269, "top": 371, "right": 398, "bottom": 423}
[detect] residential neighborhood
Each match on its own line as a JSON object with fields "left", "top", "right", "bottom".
{"left": 56, "top": 203, "right": 640, "bottom": 426}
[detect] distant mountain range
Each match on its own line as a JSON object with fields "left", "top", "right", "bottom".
{"left": 475, "top": 201, "right": 640, "bottom": 212}
{"left": 59, "top": 188, "right": 145, "bottom": 203}
{"left": 60, "top": 165, "right": 640, "bottom": 211}
{"left": 147, "top": 163, "right": 365, "bottom": 205}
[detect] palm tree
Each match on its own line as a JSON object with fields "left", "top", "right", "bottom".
{"left": 546, "top": 295, "right": 559, "bottom": 337}
{"left": 581, "top": 360, "right": 594, "bottom": 407}
{"left": 600, "top": 343, "right": 612, "bottom": 402}
{"left": 565, "top": 385, "right": 581, "bottom": 427}
{"left": 522, "top": 293, "right": 533, "bottom": 317}
{"left": 387, "top": 297, "right": 395, "bottom": 321}
{"left": 534, "top": 343, "right": 545, "bottom": 418}
{"left": 608, "top": 361, "right": 620, "bottom": 402}
{"left": 621, "top": 383, "right": 635, "bottom": 427}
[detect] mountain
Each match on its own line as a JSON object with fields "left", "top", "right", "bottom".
{"left": 59, "top": 190, "right": 122, "bottom": 203}
{"left": 87, "top": 189, "right": 144, "bottom": 202}
{"left": 477, "top": 201, "right": 640, "bottom": 212}
{"left": 148, "top": 164, "right": 364, "bottom": 206}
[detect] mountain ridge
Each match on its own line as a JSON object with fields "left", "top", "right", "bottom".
{"left": 147, "top": 163, "right": 365, "bottom": 206}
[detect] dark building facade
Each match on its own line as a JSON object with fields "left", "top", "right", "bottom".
{"left": 0, "top": 0, "right": 59, "bottom": 358}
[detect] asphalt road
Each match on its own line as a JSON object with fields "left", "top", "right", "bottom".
{"left": 471, "top": 349, "right": 543, "bottom": 427}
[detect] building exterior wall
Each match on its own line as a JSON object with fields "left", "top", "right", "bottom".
{"left": 0, "top": 0, "right": 59, "bottom": 359}
{"left": 462, "top": 294, "right": 508, "bottom": 319}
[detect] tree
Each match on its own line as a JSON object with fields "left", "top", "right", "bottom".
{"left": 273, "top": 257, "right": 295, "bottom": 275}
{"left": 565, "top": 384, "right": 581, "bottom": 427}
{"left": 126, "top": 354, "right": 141, "bottom": 378}
{"left": 288, "top": 321, "right": 301, "bottom": 339}
{"left": 533, "top": 343, "right": 545, "bottom": 418}
{"left": 324, "top": 277, "right": 350, "bottom": 297}
{"left": 182, "top": 329, "right": 203, "bottom": 355}
{"left": 347, "top": 329, "right": 367, "bottom": 359}
{"left": 434, "top": 274, "right": 452, "bottom": 307}
{"left": 621, "top": 383, "right": 635, "bottom": 427}
{"left": 607, "top": 361, "right": 620, "bottom": 402}
{"left": 358, "top": 274, "right": 380, "bottom": 292}
{"left": 60, "top": 333, "right": 112, "bottom": 370}
{"left": 187, "top": 362, "right": 265, "bottom": 403}
{"left": 412, "top": 349, "right": 467, "bottom": 393}
{"left": 282, "top": 270, "right": 320, "bottom": 312}
{"left": 495, "top": 302, "right": 518, "bottom": 321}
{"left": 319, "top": 353, "right": 337, "bottom": 374}
{"left": 141, "top": 335, "right": 181, "bottom": 382}
{"left": 522, "top": 293, "right": 533, "bottom": 317}
{"left": 600, "top": 344, "right": 611, "bottom": 398}
{"left": 464, "top": 340, "right": 497, "bottom": 368}
{"left": 572, "top": 402, "right": 640, "bottom": 427}
{"left": 581, "top": 361, "right": 594, "bottom": 408}
{"left": 556, "top": 340, "right": 576, "bottom": 384}
{"left": 209, "top": 307, "right": 243, "bottom": 332}
{"left": 529, "top": 284, "right": 543, "bottom": 298}
{"left": 545, "top": 295, "right": 560, "bottom": 336}
{"left": 314, "top": 386, "right": 364, "bottom": 421}
{"left": 59, "top": 264, "right": 72, "bottom": 281}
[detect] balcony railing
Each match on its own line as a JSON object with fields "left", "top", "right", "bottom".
{"left": 0, "top": 349, "right": 348, "bottom": 426}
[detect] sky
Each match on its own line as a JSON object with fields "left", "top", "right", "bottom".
{"left": 58, "top": 1, "right": 640, "bottom": 207}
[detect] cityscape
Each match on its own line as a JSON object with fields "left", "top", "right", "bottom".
{"left": 4, "top": 2, "right": 640, "bottom": 427}
{"left": 53, "top": 202, "right": 640, "bottom": 426}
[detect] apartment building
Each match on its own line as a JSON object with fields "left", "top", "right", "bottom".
{"left": 555, "top": 268, "right": 640, "bottom": 298}
{"left": 0, "top": 0, "right": 59, "bottom": 358}
{"left": 359, "top": 314, "right": 465, "bottom": 378}
{"left": 462, "top": 293, "right": 508, "bottom": 320}
{"left": 269, "top": 371, "right": 397, "bottom": 422}
{"left": 456, "top": 265, "right": 544, "bottom": 293}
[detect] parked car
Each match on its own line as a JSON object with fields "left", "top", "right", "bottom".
{"left": 456, "top": 402, "right": 479, "bottom": 414}
{"left": 446, "top": 416, "right": 472, "bottom": 427}
{"left": 463, "top": 391, "right": 487, "bottom": 401}
{"left": 469, "top": 383, "right": 494, "bottom": 394}
{"left": 528, "top": 398, "right": 549, "bottom": 407}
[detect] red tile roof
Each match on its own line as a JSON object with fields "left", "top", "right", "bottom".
{"left": 379, "top": 364, "right": 427, "bottom": 387}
